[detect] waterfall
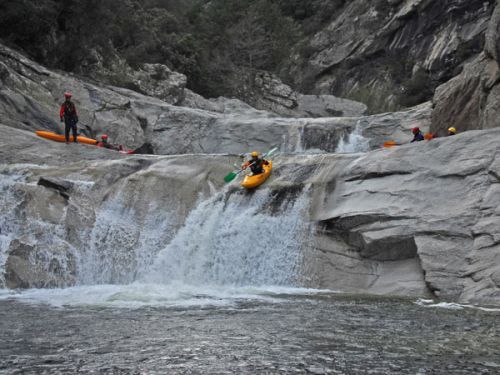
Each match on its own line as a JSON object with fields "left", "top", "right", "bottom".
{"left": 75, "top": 185, "right": 312, "bottom": 288}
{"left": 0, "top": 166, "right": 77, "bottom": 288}
{"left": 145, "top": 187, "right": 311, "bottom": 287}
{"left": 0, "top": 165, "right": 314, "bottom": 306}
{"left": 78, "top": 186, "right": 180, "bottom": 285}
{"left": 335, "top": 122, "right": 370, "bottom": 153}
{"left": 0, "top": 171, "right": 23, "bottom": 286}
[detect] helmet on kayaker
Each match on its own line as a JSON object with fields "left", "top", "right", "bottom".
{"left": 64, "top": 92, "right": 72, "bottom": 99}
{"left": 101, "top": 134, "right": 108, "bottom": 140}
{"left": 411, "top": 127, "right": 420, "bottom": 134}
{"left": 251, "top": 151, "right": 259, "bottom": 158}
{"left": 448, "top": 127, "right": 456, "bottom": 134}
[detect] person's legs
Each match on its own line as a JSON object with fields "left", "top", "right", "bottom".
{"left": 71, "top": 121, "right": 78, "bottom": 142}
{"left": 64, "top": 121, "right": 70, "bottom": 143}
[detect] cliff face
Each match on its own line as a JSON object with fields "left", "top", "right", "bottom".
{"left": 431, "top": 1, "right": 500, "bottom": 135}
{"left": 1, "top": 0, "right": 498, "bottom": 119}
{"left": 287, "top": 0, "right": 496, "bottom": 113}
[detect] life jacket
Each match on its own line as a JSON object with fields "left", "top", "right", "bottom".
{"left": 245, "top": 158, "right": 269, "bottom": 174}
{"left": 60, "top": 100, "right": 78, "bottom": 120}
{"left": 97, "top": 141, "right": 112, "bottom": 149}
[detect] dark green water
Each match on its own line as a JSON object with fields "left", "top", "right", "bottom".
{"left": 0, "top": 294, "right": 499, "bottom": 374}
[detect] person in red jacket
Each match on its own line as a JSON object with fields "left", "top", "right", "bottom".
{"left": 59, "top": 92, "right": 79, "bottom": 143}
{"left": 97, "top": 134, "right": 123, "bottom": 151}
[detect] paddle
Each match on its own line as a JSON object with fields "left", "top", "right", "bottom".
{"left": 224, "top": 147, "right": 278, "bottom": 183}
{"left": 384, "top": 132, "right": 435, "bottom": 148}
{"left": 383, "top": 141, "right": 399, "bottom": 148}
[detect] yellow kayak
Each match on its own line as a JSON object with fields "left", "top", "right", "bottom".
{"left": 241, "top": 161, "right": 273, "bottom": 189}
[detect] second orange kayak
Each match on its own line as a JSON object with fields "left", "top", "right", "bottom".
{"left": 35, "top": 130, "right": 98, "bottom": 145}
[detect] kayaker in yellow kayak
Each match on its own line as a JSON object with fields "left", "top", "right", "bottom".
{"left": 242, "top": 151, "right": 269, "bottom": 175}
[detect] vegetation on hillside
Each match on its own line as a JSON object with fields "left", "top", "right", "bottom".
{"left": 1, "top": 0, "right": 478, "bottom": 112}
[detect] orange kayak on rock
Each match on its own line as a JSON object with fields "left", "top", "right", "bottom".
{"left": 241, "top": 161, "right": 272, "bottom": 189}
{"left": 35, "top": 131, "right": 98, "bottom": 145}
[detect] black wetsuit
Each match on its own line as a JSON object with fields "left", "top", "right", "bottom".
{"left": 60, "top": 100, "right": 79, "bottom": 142}
{"left": 248, "top": 158, "right": 269, "bottom": 175}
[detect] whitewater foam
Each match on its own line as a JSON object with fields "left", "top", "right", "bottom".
{"left": 415, "top": 298, "right": 500, "bottom": 313}
{"left": 145, "top": 187, "right": 311, "bottom": 287}
{"left": 0, "top": 283, "right": 329, "bottom": 309}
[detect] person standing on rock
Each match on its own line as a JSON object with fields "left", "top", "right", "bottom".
{"left": 59, "top": 92, "right": 79, "bottom": 143}
{"left": 410, "top": 127, "right": 424, "bottom": 143}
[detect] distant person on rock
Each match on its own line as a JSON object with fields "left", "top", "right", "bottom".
{"left": 59, "top": 92, "right": 79, "bottom": 143}
{"left": 447, "top": 127, "right": 457, "bottom": 136}
{"left": 410, "top": 127, "right": 424, "bottom": 143}
{"left": 242, "top": 151, "right": 269, "bottom": 175}
{"left": 97, "top": 134, "right": 123, "bottom": 151}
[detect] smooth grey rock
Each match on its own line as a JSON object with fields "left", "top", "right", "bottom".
{"left": 2, "top": 124, "right": 500, "bottom": 306}
{"left": 0, "top": 42, "right": 432, "bottom": 155}
{"left": 237, "top": 70, "right": 367, "bottom": 117}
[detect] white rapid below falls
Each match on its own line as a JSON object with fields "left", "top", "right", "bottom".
{"left": 145, "top": 188, "right": 311, "bottom": 287}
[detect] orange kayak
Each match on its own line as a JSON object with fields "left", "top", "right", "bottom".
{"left": 35, "top": 130, "right": 98, "bottom": 145}
{"left": 241, "top": 161, "right": 272, "bottom": 189}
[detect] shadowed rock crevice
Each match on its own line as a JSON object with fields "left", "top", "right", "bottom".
{"left": 37, "top": 177, "right": 73, "bottom": 200}
{"left": 345, "top": 171, "right": 413, "bottom": 182}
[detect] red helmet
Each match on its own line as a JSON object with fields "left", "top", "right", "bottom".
{"left": 64, "top": 92, "right": 72, "bottom": 99}
{"left": 411, "top": 127, "right": 420, "bottom": 134}
{"left": 101, "top": 134, "right": 108, "bottom": 140}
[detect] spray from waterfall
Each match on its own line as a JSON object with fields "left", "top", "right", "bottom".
{"left": 335, "top": 122, "right": 370, "bottom": 153}
{"left": 145, "top": 187, "right": 311, "bottom": 287}
{"left": 0, "top": 172, "right": 23, "bottom": 286}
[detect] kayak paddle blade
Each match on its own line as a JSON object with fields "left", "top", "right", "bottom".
{"left": 224, "top": 172, "right": 238, "bottom": 183}
{"left": 383, "top": 141, "right": 398, "bottom": 148}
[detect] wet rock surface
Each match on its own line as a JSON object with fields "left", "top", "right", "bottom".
{"left": 1, "top": 124, "right": 500, "bottom": 305}
{"left": 0, "top": 296, "right": 498, "bottom": 374}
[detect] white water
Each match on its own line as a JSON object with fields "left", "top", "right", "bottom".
{"left": 0, "top": 177, "right": 315, "bottom": 307}
{"left": 0, "top": 171, "right": 23, "bottom": 286}
{"left": 335, "top": 122, "right": 370, "bottom": 153}
{"left": 0, "top": 167, "right": 79, "bottom": 288}
{"left": 0, "top": 284, "right": 327, "bottom": 308}
{"left": 415, "top": 298, "right": 500, "bottom": 313}
{"left": 146, "top": 188, "right": 311, "bottom": 287}
{"left": 78, "top": 186, "right": 178, "bottom": 285}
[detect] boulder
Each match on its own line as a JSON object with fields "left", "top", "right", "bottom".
{"left": 235, "top": 70, "right": 367, "bottom": 117}
{"left": 5, "top": 239, "right": 75, "bottom": 289}
{"left": 130, "top": 63, "right": 187, "bottom": 104}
